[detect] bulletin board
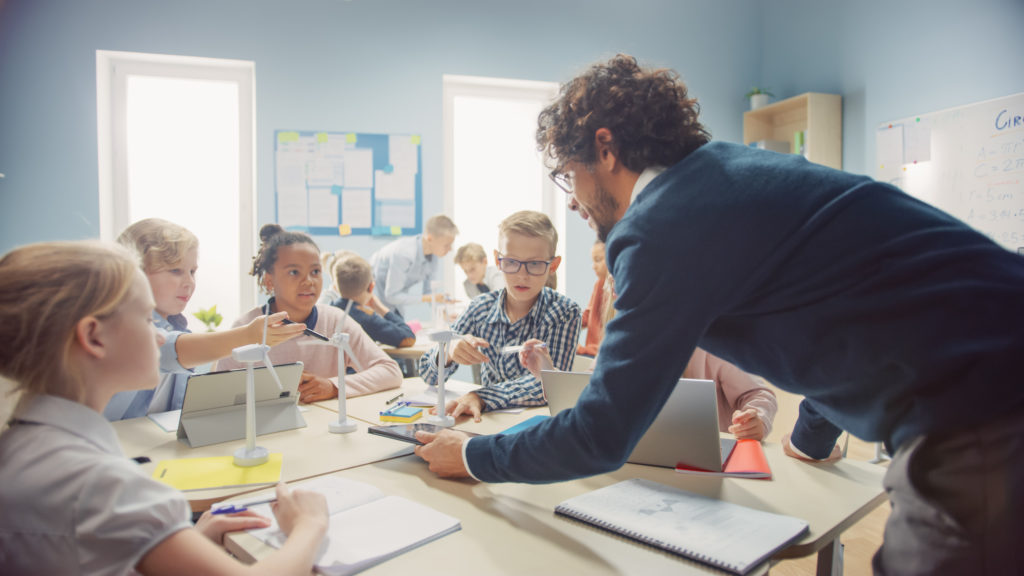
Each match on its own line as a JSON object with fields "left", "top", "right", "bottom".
{"left": 876, "top": 92, "right": 1024, "bottom": 252}
{"left": 274, "top": 130, "right": 423, "bottom": 236}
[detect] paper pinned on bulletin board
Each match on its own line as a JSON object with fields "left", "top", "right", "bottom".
{"left": 275, "top": 131, "right": 422, "bottom": 236}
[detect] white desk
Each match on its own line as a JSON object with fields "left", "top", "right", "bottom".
{"left": 226, "top": 443, "right": 885, "bottom": 575}
{"left": 319, "top": 376, "right": 550, "bottom": 435}
{"left": 113, "top": 405, "right": 414, "bottom": 512}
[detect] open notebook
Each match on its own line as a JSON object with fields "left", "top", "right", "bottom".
{"left": 242, "top": 476, "right": 460, "bottom": 575}
{"left": 555, "top": 478, "right": 808, "bottom": 575}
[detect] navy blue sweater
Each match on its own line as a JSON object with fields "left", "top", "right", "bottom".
{"left": 328, "top": 297, "right": 415, "bottom": 348}
{"left": 466, "top": 141, "right": 1024, "bottom": 481}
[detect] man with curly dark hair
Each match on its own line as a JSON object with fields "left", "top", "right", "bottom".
{"left": 414, "top": 54, "right": 1024, "bottom": 574}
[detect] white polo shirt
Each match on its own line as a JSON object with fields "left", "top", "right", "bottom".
{"left": 0, "top": 395, "right": 191, "bottom": 575}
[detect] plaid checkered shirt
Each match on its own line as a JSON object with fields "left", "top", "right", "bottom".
{"left": 418, "top": 287, "right": 581, "bottom": 410}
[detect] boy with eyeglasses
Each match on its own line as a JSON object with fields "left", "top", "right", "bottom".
{"left": 418, "top": 210, "right": 581, "bottom": 421}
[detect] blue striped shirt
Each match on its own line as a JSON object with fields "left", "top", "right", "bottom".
{"left": 103, "top": 311, "right": 192, "bottom": 421}
{"left": 418, "top": 287, "right": 581, "bottom": 410}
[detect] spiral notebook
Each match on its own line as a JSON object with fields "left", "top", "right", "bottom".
{"left": 242, "top": 476, "right": 461, "bottom": 575}
{"left": 555, "top": 478, "right": 808, "bottom": 575}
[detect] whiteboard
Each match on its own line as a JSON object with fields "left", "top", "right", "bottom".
{"left": 876, "top": 92, "right": 1024, "bottom": 253}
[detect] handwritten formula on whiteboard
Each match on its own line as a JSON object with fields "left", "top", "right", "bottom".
{"left": 877, "top": 92, "right": 1024, "bottom": 251}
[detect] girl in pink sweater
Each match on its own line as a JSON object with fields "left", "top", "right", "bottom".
{"left": 217, "top": 225, "right": 401, "bottom": 403}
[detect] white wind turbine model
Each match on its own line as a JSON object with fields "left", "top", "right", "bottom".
{"left": 326, "top": 300, "right": 364, "bottom": 434}
{"left": 429, "top": 280, "right": 441, "bottom": 328}
{"left": 230, "top": 312, "right": 283, "bottom": 467}
{"left": 424, "top": 328, "right": 458, "bottom": 427}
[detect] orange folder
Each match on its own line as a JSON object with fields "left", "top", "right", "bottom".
{"left": 675, "top": 439, "right": 772, "bottom": 480}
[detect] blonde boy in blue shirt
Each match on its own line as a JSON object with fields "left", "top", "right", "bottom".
{"left": 418, "top": 210, "right": 581, "bottom": 421}
{"left": 104, "top": 218, "right": 303, "bottom": 420}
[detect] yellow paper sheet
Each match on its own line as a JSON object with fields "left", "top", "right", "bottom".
{"left": 152, "top": 453, "right": 283, "bottom": 491}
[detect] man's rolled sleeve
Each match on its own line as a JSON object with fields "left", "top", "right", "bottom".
{"left": 159, "top": 330, "right": 190, "bottom": 374}
{"left": 462, "top": 436, "right": 481, "bottom": 481}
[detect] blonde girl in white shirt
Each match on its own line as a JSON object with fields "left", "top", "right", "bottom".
{"left": 0, "top": 240, "right": 327, "bottom": 576}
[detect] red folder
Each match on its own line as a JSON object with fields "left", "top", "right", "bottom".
{"left": 675, "top": 439, "right": 772, "bottom": 479}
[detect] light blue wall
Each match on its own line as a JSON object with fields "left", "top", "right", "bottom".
{"left": 2, "top": 1, "right": 1021, "bottom": 315}
{"left": 0, "top": 0, "right": 759, "bottom": 312}
{"left": 759, "top": 0, "right": 1024, "bottom": 176}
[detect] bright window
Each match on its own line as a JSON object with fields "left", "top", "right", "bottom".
{"left": 443, "top": 75, "right": 562, "bottom": 300}
{"left": 97, "top": 51, "right": 255, "bottom": 328}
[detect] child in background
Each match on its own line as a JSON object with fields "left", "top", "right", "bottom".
{"left": 686, "top": 348, "right": 778, "bottom": 440}
{"left": 577, "top": 240, "right": 610, "bottom": 357}
{"left": 0, "top": 240, "right": 327, "bottom": 575}
{"left": 369, "top": 214, "right": 458, "bottom": 317}
{"left": 105, "top": 218, "right": 304, "bottom": 421}
{"left": 217, "top": 224, "right": 401, "bottom": 403}
{"left": 583, "top": 272, "right": 778, "bottom": 440}
{"left": 318, "top": 250, "right": 343, "bottom": 305}
{"left": 453, "top": 242, "right": 504, "bottom": 299}
{"left": 326, "top": 250, "right": 416, "bottom": 348}
{"left": 419, "top": 211, "right": 581, "bottom": 421}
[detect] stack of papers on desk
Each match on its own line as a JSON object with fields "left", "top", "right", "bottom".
{"left": 246, "top": 476, "right": 460, "bottom": 575}
{"left": 379, "top": 403, "right": 423, "bottom": 423}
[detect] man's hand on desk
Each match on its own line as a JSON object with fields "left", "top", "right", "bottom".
{"left": 781, "top": 433, "right": 843, "bottom": 463}
{"left": 414, "top": 429, "right": 473, "bottom": 478}
{"left": 298, "top": 371, "right": 338, "bottom": 403}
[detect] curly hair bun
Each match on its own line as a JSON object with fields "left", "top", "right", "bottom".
{"left": 259, "top": 223, "right": 285, "bottom": 245}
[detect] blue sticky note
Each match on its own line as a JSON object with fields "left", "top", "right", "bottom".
{"left": 383, "top": 164, "right": 394, "bottom": 174}
{"left": 330, "top": 185, "right": 342, "bottom": 196}
{"left": 499, "top": 414, "right": 549, "bottom": 435}
{"left": 382, "top": 404, "right": 422, "bottom": 418}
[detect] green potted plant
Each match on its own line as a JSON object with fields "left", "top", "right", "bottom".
{"left": 745, "top": 87, "right": 774, "bottom": 110}
{"left": 194, "top": 305, "right": 223, "bottom": 332}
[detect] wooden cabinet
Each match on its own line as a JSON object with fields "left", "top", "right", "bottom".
{"left": 743, "top": 92, "right": 842, "bottom": 170}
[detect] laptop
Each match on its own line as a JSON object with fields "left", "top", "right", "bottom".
{"left": 176, "top": 362, "right": 307, "bottom": 448}
{"left": 540, "top": 370, "right": 736, "bottom": 472}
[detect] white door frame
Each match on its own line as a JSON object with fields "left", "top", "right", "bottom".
{"left": 442, "top": 74, "right": 562, "bottom": 294}
{"left": 96, "top": 49, "right": 257, "bottom": 313}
